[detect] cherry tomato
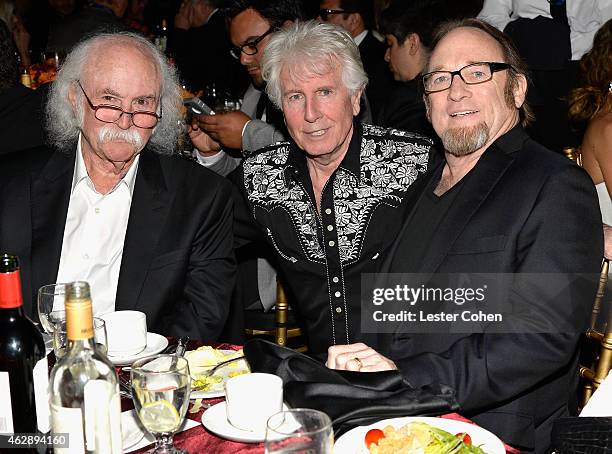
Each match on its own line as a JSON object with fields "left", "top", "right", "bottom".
{"left": 455, "top": 432, "right": 472, "bottom": 445}
{"left": 364, "top": 428, "right": 385, "bottom": 447}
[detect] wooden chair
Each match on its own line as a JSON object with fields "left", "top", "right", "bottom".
{"left": 244, "top": 280, "right": 307, "bottom": 353}
{"left": 579, "top": 259, "right": 611, "bottom": 407}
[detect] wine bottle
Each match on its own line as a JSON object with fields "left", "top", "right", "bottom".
{"left": 0, "top": 254, "right": 50, "bottom": 435}
{"left": 49, "top": 282, "right": 121, "bottom": 453}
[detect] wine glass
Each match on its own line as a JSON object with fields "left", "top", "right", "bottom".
{"left": 264, "top": 408, "right": 333, "bottom": 454}
{"left": 37, "top": 283, "right": 68, "bottom": 353}
{"left": 131, "top": 355, "right": 191, "bottom": 454}
{"left": 53, "top": 317, "right": 108, "bottom": 359}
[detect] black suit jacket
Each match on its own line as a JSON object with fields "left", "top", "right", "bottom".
{"left": 381, "top": 127, "right": 603, "bottom": 452}
{"left": 358, "top": 31, "right": 393, "bottom": 120}
{"left": 0, "top": 146, "right": 236, "bottom": 340}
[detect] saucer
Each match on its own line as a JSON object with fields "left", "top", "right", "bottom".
{"left": 201, "top": 401, "right": 287, "bottom": 443}
{"left": 108, "top": 333, "right": 168, "bottom": 366}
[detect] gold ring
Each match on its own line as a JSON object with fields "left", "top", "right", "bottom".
{"left": 352, "top": 357, "right": 363, "bottom": 369}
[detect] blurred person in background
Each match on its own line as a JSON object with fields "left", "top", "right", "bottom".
{"left": 169, "top": 0, "right": 246, "bottom": 97}
{"left": 123, "top": 0, "right": 150, "bottom": 35}
{"left": 317, "top": 0, "right": 393, "bottom": 119}
{"left": 0, "top": 0, "right": 31, "bottom": 67}
{"left": 0, "top": 17, "right": 45, "bottom": 154}
{"left": 568, "top": 19, "right": 612, "bottom": 258}
{"left": 47, "top": 0, "right": 129, "bottom": 53}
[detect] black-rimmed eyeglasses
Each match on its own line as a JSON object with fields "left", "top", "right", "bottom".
{"left": 317, "top": 9, "right": 355, "bottom": 21}
{"left": 230, "top": 27, "right": 275, "bottom": 59}
{"left": 76, "top": 80, "right": 162, "bottom": 129}
{"left": 421, "top": 62, "right": 513, "bottom": 94}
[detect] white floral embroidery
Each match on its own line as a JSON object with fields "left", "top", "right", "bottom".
{"left": 243, "top": 124, "right": 431, "bottom": 263}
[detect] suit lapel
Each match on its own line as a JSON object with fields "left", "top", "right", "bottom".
{"left": 30, "top": 150, "right": 75, "bottom": 301}
{"left": 115, "top": 150, "right": 172, "bottom": 310}
{"left": 420, "top": 143, "right": 516, "bottom": 273}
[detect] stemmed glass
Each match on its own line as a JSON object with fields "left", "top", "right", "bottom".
{"left": 131, "top": 355, "right": 191, "bottom": 454}
{"left": 265, "top": 408, "right": 334, "bottom": 454}
{"left": 53, "top": 317, "right": 108, "bottom": 358}
{"left": 37, "top": 283, "right": 68, "bottom": 353}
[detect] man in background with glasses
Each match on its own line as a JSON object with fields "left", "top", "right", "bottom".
{"left": 0, "top": 32, "right": 236, "bottom": 342}
{"left": 327, "top": 19, "right": 602, "bottom": 452}
{"left": 189, "top": 0, "right": 303, "bottom": 156}
{"left": 317, "top": 0, "right": 393, "bottom": 119}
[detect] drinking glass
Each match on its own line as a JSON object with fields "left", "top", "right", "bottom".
{"left": 264, "top": 408, "right": 333, "bottom": 454}
{"left": 53, "top": 317, "right": 108, "bottom": 359}
{"left": 37, "top": 283, "right": 68, "bottom": 353}
{"left": 131, "top": 355, "right": 191, "bottom": 454}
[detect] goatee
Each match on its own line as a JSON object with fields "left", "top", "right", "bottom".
{"left": 441, "top": 123, "right": 489, "bottom": 157}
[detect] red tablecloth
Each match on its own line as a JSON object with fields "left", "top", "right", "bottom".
{"left": 125, "top": 341, "right": 520, "bottom": 454}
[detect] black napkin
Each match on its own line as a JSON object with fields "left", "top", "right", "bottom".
{"left": 244, "top": 339, "right": 459, "bottom": 436}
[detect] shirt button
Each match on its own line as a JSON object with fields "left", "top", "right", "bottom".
{"left": 332, "top": 277, "right": 339, "bottom": 283}
{"left": 325, "top": 208, "right": 332, "bottom": 215}
{"left": 334, "top": 291, "right": 341, "bottom": 298}
{"left": 83, "top": 253, "right": 90, "bottom": 259}
{"left": 329, "top": 240, "right": 335, "bottom": 247}
{"left": 327, "top": 225, "right": 333, "bottom": 231}
{"left": 335, "top": 306, "right": 342, "bottom": 314}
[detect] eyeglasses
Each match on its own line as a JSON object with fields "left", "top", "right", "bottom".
{"left": 76, "top": 80, "right": 162, "bottom": 129}
{"left": 230, "top": 27, "right": 275, "bottom": 59}
{"left": 317, "top": 9, "right": 355, "bottom": 21}
{"left": 421, "top": 62, "right": 513, "bottom": 94}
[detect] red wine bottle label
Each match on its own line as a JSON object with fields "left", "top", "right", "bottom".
{"left": 0, "top": 271, "right": 23, "bottom": 309}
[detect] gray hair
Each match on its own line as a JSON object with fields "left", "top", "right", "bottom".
{"left": 45, "top": 32, "right": 182, "bottom": 154}
{"left": 262, "top": 21, "right": 368, "bottom": 108}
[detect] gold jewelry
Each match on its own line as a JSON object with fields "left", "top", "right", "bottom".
{"left": 352, "top": 357, "right": 363, "bottom": 369}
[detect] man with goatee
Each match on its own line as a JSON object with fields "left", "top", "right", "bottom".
{"left": 325, "top": 19, "right": 602, "bottom": 453}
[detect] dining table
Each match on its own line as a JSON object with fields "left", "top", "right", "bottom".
{"left": 119, "top": 337, "right": 520, "bottom": 454}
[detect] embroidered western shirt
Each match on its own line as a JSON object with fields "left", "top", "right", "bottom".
{"left": 234, "top": 122, "right": 432, "bottom": 354}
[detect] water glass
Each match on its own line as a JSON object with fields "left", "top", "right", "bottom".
{"left": 131, "top": 355, "right": 191, "bottom": 454}
{"left": 37, "top": 283, "right": 68, "bottom": 353}
{"left": 53, "top": 317, "right": 108, "bottom": 359}
{"left": 265, "top": 408, "right": 333, "bottom": 454}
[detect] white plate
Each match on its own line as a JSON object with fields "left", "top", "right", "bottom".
{"left": 108, "top": 333, "right": 168, "bottom": 366}
{"left": 333, "top": 416, "right": 505, "bottom": 454}
{"left": 189, "top": 349, "right": 250, "bottom": 399}
{"left": 201, "top": 401, "right": 288, "bottom": 443}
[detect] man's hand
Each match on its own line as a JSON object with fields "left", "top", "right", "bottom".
{"left": 604, "top": 224, "right": 612, "bottom": 259}
{"left": 188, "top": 122, "right": 221, "bottom": 156}
{"left": 174, "top": 0, "right": 193, "bottom": 30}
{"left": 195, "top": 111, "right": 251, "bottom": 150}
{"left": 326, "top": 343, "right": 397, "bottom": 372}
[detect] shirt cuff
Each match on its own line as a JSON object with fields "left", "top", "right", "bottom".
{"left": 193, "top": 149, "right": 224, "bottom": 167}
{"left": 241, "top": 120, "right": 252, "bottom": 140}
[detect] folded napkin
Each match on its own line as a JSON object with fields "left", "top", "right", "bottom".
{"left": 243, "top": 339, "right": 458, "bottom": 436}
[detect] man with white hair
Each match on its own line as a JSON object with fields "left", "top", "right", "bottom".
{"left": 0, "top": 32, "right": 236, "bottom": 340}
{"left": 229, "top": 21, "right": 432, "bottom": 355}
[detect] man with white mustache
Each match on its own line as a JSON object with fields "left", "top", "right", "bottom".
{"left": 0, "top": 32, "right": 236, "bottom": 341}
{"left": 326, "top": 19, "right": 602, "bottom": 453}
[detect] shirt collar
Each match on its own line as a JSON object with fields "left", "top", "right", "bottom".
{"left": 353, "top": 30, "right": 368, "bottom": 46}
{"left": 72, "top": 133, "right": 140, "bottom": 197}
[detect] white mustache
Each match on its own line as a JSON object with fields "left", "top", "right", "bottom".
{"left": 98, "top": 126, "right": 144, "bottom": 150}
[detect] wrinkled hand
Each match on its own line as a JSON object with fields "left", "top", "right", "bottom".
{"left": 195, "top": 111, "right": 251, "bottom": 150}
{"left": 188, "top": 121, "right": 221, "bottom": 155}
{"left": 174, "top": 0, "right": 193, "bottom": 30}
{"left": 326, "top": 343, "right": 397, "bottom": 372}
{"left": 604, "top": 224, "right": 612, "bottom": 259}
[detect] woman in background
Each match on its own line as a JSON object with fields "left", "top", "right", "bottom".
{"left": 568, "top": 19, "right": 612, "bottom": 257}
{"left": 0, "top": 0, "right": 30, "bottom": 67}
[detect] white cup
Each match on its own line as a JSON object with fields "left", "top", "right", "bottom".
{"left": 100, "top": 310, "right": 147, "bottom": 357}
{"left": 225, "top": 373, "right": 283, "bottom": 433}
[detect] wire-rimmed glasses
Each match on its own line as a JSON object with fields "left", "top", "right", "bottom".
{"left": 230, "top": 27, "right": 275, "bottom": 59}
{"left": 76, "top": 80, "right": 162, "bottom": 129}
{"left": 421, "top": 62, "right": 513, "bottom": 94}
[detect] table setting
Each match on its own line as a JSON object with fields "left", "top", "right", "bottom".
{"left": 35, "top": 293, "right": 516, "bottom": 454}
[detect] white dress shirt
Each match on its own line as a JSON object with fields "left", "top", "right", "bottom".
{"left": 55, "top": 135, "right": 139, "bottom": 315}
{"left": 478, "top": 0, "right": 612, "bottom": 60}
